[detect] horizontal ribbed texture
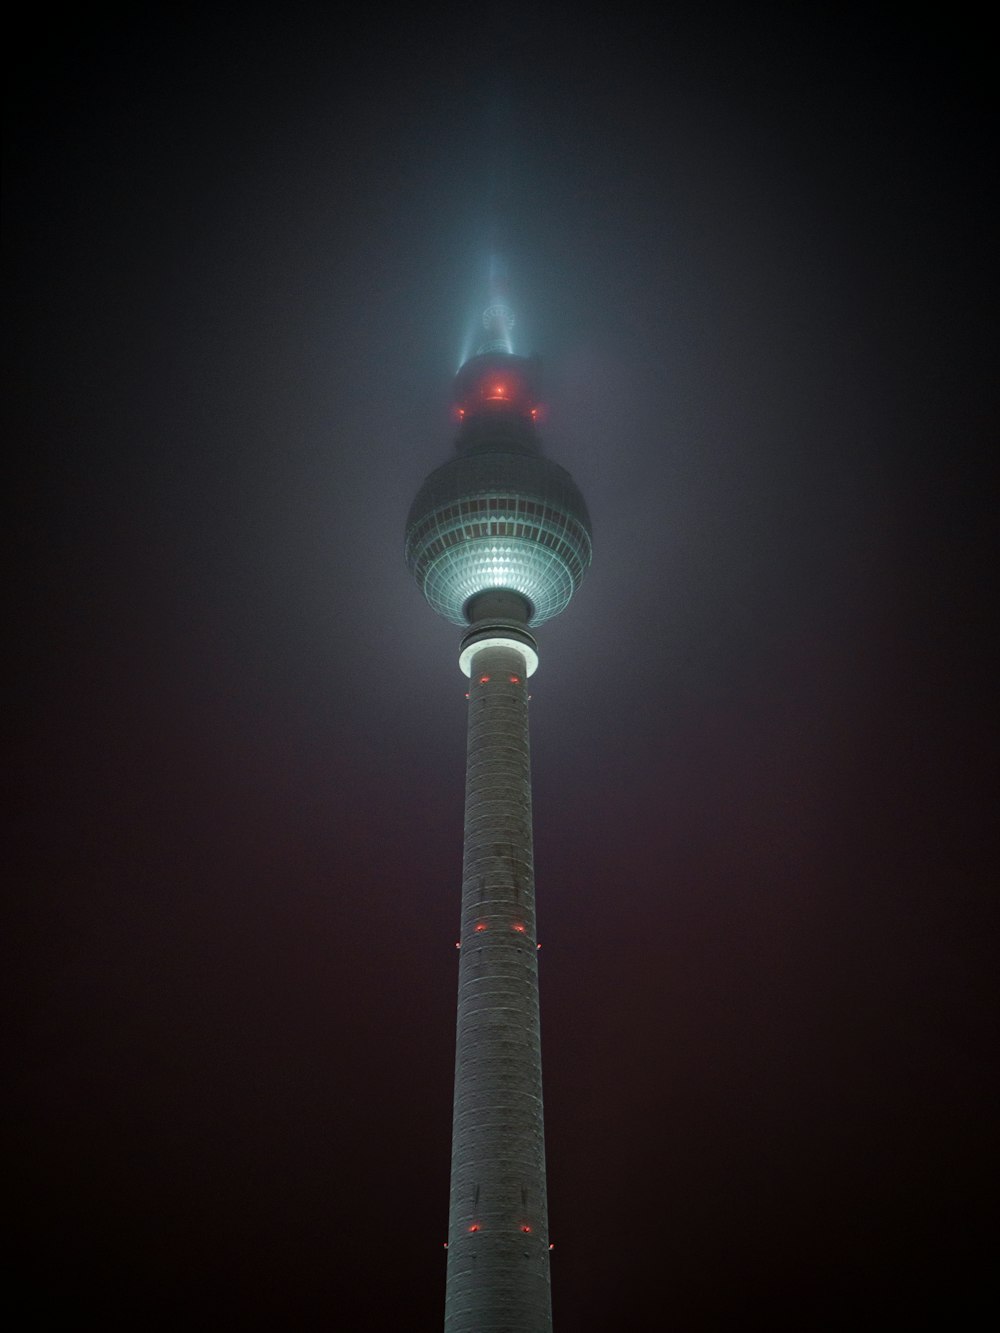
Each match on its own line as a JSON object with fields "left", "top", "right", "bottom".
{"left": 405, "top": 451, "right": 592, "bottom": 626}
{"left": 445, "top": 644, "right": 552, "bottom": 1333}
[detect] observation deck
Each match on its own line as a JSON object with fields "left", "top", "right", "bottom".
{"left": 405, "top": 353, "right": 592, "bottom": 626}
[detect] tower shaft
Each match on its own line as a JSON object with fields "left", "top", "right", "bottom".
{"left": 445, "top": 641, "right": 552, "bottom": 1333}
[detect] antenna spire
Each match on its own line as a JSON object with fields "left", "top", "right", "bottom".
{"left": 478, "top": 253, "right": 515, "bottom": 356}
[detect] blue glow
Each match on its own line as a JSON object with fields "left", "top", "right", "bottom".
{"left": 405, "top": 460, "right": 592, "bottom": 627}
{"left": 457, "top": 315, "right": 479, "bottom": 372}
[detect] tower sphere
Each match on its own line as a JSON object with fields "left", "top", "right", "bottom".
{"left": 405, "top": 351, "right": 592, "bottom": 626}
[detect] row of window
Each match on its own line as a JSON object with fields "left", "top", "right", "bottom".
{"left": 413, "top": 519, "right": 586, "bottom": 557}
{"left": 413, "top": 525, "right": 587, "bottom": 579}
{"left": 423, "top": 496, "right": 579, "bottom": 524}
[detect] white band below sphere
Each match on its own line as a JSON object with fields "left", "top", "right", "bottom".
{"left": 459, "top": 633, "right": 539, "bottom": 678}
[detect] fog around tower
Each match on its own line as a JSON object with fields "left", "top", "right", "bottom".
{"left": 6, "top": 7, "right": 994, "bottom": 1330}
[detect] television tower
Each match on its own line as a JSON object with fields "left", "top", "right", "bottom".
{"left": 405, "top": 259, "right": 592, "bottom": 1331}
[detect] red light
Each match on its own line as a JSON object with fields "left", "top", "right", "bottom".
{"left": 443, "top": 1242, "right": 449, "bottom": 1248}
{"left": 509, "top": 675, "right": 520, "bottom": 684}
{"left": 469, "top": 1224, "right": 480, "bottom": 1233}
{"left": 531, "top": 408, "right": 538, "bottom": 420}
{"left": 537, "top": 943, "right": 541, "bottom": 949}
{"left": 474, "top": 922, "right": 487, "bottom": 932}
{"left": 479, "top": 674, "right": 490, "bottom": 683}
{"left": 521, "top": 1224, "right": 532, "bottom": 1233}
{"left": 455, "top": 942, "right": 461, "bottom": 949}
{"left": 458, "top": 408, "right": 465, "bottom": 418}
{"left": 513, "top": 923, "right": 526, "bottom": 933}
{"left": 549, "top": 1243, "right": 554, "bottom": 1251}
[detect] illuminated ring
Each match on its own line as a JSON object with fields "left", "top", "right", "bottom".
{"left": 459, "top": 628, "right": 539, "bottom": 678}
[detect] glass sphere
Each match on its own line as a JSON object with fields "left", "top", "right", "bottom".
{"left": 406, "top": 444, "right": 592, "bottom": 626}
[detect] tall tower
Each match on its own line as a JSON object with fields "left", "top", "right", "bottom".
{"left": 406, "top": 262, "right": 592, "bottom": 1331}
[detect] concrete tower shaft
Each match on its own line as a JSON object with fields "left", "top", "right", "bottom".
{"left": 446, "top": 639, "right": 551, "bottom": 1333}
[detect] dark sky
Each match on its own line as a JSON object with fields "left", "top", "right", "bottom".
{"left": 6, "top": 6, "right": 995, "bottom": 1328}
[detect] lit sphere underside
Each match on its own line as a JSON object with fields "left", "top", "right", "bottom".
{"left": 405, "top": 451, "right": 592, "bottom": 626}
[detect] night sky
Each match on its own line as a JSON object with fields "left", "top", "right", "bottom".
{"left": 6, "top": 6, "right": 995, "bottom": 1329}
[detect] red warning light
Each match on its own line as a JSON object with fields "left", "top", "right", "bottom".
{"left": 549, "top": 1243, "right": 554, "bottom": 1251}
{"left": 469, "top": 1223, "right": 481, "bottom": 1233}
{"left": 474, "top": 922, "right": 487, "bottom": 932}
{"left": 479, "top": 674, "right": 490, "bottom": 684}
{"left": 509, "top": 675, "right": 520, "bottom": 684}
{"left": 512, "top": 923, "right": 526, "bottom": 933}
{"left": 521, "top": 1224, "right": 532, "bottom": 1233}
